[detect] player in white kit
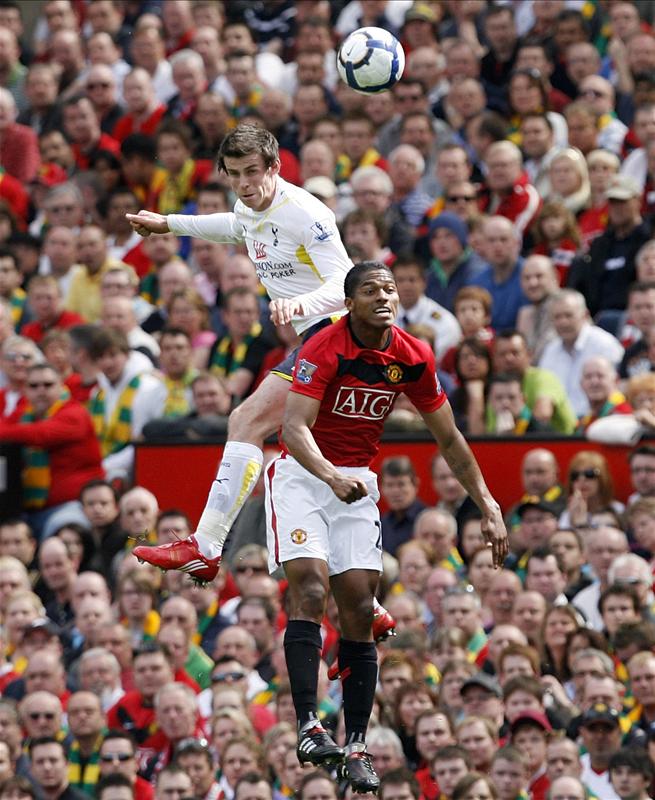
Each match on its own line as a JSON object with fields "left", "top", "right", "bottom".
{"left": 128, "top": 126, "right": 396, "bottom": 642}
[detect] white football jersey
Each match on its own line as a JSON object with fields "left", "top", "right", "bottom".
{"left": 167, "top": 177, "right": 352, "bottom": 334}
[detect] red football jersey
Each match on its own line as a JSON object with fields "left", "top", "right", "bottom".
{"left": 287, "top": 316, "right": 446, "bottom": 466}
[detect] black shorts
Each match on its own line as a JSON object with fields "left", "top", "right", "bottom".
{"left": 270, "top": 317, "right": 335, "bottom": 382}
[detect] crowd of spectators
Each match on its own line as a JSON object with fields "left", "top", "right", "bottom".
{"left": 6, "top": 1, "right": 655, "bottom": 800}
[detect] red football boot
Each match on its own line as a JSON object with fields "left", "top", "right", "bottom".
{"left": 328, "top": 603, "right": 396, "bottom": 680}
{"left": 133, "top": 535, "right": 221, "bottom": 583}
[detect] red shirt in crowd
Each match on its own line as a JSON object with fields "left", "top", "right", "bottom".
{"left": 0, "top": 398, "right": 104, "bottom": 507}
{"left": 21, "top": 310, "right": 86, "bottom": 344}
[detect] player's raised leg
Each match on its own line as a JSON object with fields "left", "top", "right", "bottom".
{"left": 133, "top": 372, "right": 291, "bottom": 580}
{"left": 331, "top": 569, "right": 381, "bottom": 793}
{"left": 284, "top": 558, "right": 345, "bottom": 766}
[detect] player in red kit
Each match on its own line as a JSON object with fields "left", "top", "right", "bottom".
{"left": 268, "top": 261, "right": 508, "bottom": 794}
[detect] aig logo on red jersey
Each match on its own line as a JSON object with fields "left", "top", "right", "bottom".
{"left": 332, "top": 387, "right": 395, "bottom": 420}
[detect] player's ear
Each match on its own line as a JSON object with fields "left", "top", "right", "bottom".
{"left": 269, "top": 159, "right": 281, "bottom": 176}
{"left": 345, "top": 297, "right": 354, "bottom": 313}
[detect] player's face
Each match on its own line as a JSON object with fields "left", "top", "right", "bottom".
{"left": 222, "top": 153, "right": 280, "bottom": 212}
{"left": 346, "top": 270, "right": 399, "bottom": 329}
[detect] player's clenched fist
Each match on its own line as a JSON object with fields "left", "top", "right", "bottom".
{"left": 270, "top": 297, "right": 303, "bottom": 326}
{"left": 328, "top": 474, "right": 369, "bottom": 504}
{"left": 125, "top": 210, "right": 170, "bottom": 237}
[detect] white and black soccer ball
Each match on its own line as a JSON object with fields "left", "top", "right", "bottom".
{"left": 336, "top": 27, "right": 405, "bottom": 94}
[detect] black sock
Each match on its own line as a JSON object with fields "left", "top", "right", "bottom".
{"left": 284, "top": 619, "right": 323, "bottom": 728}
{"left": 338, "top": 638, "right": 378, "bottom": 745}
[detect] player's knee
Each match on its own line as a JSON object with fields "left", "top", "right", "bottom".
{"left": 227, "top": 394, "right": 269, "bottom": 439}
{"left": 290, "top": 576, "right": 328, "bottom": 620}
{"left": 340, "top": 593, "right": 374, "bottom": 634}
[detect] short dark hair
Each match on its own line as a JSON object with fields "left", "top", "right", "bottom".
{"left": 217, "top": 124, "right": 279, "bottom": 172}
{"left": 121, "top": 133, "right": 157, "bottom": 162}
{"left": 629, "top": 445, "right": 655, "bottom": 463}
{"left": 29, "top": 736, "right": 64, "bottom": 758}
{"left": 503, "top": 674, "right": 544, "bottom": 702}
{"left": 556, "top": 8, "right": 588, "bottom": 34}
{"left": 157, "top": 118, "right": 193, "bottom": 151}
{"left": 488, "top": 372, "right": 523, "bottom": 390}
{"left": 96, "top": 773, "right": 134, "bottom": 798}
{"left": 344, "top": 261, "right": 394, "bottom": 300}
{"left": 609, "top": 747, "right": 654, "bottom": 781}
{"left": 526, "top": 546, "right": 565, "bottom": 574}
{"left": 235, "top": 773, "right": 272, "bottom": 800}
{"left": 380, "top": 455, "right": 417, "bottom": 481}
{"left": 521, "top": 112, "right": 553, "bottom": 131}
{"left": 0, "top": 245, "right": 18, "bottom": 269}
{"left": 432, "top": 745, "right": 472, "bottom": 767}
{"left": 89, "top": 328, "right": 130, "bottom": 359}
{"left": 80, "top": 479, "right": 119, "bottom": 504}
{"left": 613, "top": 620, "right": 655, "bottom": 652}
{"left": 0, "top": 776, "right": 36, "bottom": 799}
{"left": 159, "top": 326, "right": 192, "bottom": 344}
{"left": 297, "top": 770, "right": 336, "bottom": 800}
{"left": 133, "top": 641, "right": 172, "bottom": 664}
{"left": 380, "top": 769, "right": 421, "bottom": 800}
{"left": 237, "top": 596, "right": 276, "bottom": 626}
{"left": 157, "top": 508, "right": 192, "bottom": 529}
{"left": 598, "top": 583, "right": 640, "bottom": 615}
{"left": 101, "top": 729, "right": 136, "bottom": 753}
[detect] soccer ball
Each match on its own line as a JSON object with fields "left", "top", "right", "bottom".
{"left": 336, "top": 27, "right": 405, "bottom": 95}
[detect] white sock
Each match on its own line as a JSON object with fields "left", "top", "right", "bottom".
{"left": 194, "top": 442, "right": 263, "bottom": 558}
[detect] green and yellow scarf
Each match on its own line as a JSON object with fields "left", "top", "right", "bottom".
{"left": 210, "top": 322, "right": 262, "bottom": 377}
{"left": 10, "top": 288, "right": 25, "bottom": 329}
{"left": 335, "top": 147, "right": 384, "bottom": 184}
{"left": 164, "top": 369, "right": 198, "bottom": 418}
{"left": 68, "top": 734, "right": 104, "bottom": 795}
{"left": 21, "top": 390, "right": 69, "bottom": 509}
{"left": 157, "top": 159, "right": 197, "bottom": 215}
{"left": 90, "top": 376, "right": 140, "bottom": 456}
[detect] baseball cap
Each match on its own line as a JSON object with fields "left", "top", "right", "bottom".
{"left": 510, "top": 709, "right": 553, "bottom": 734}
{"left": 428, "top": 212, "right": 468, "bottom": 248}
{"left": 580, "top": 703, "right": 620, "bottom": 728}
{"left": 460, "top": 672, "right": 502, "bottom": 698}
{"left": 303, "top": 176, "right": 337, "bottom": 200}
{"left": 22, "top": 618, "right": 61, "bottom": 638}
{"left": 404, "top": 3, "right": 438, "bottom": 25}
{"left": 605, "top": 174, "right": 641, "bottom": 201}
{"left": 516, "top": 497, "right": 561, "bottom": 518}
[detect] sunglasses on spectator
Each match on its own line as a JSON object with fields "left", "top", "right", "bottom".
{"left": 447, "top": 194, "right": 476, "bottom": 202}
{"left": 100, "top": 753, "right": 133, "bottom": 763}
{"left": 212, "top": 670, "right": 247, "bottom": 682}
{"left": 5, "top": 352, "right": 32, "bottom": 362}
{"left": 87, "top": 82, "right": 112, "bottom": 89}
{"left": 28, "top": 381, "right": 56, "bottom": 389}
{"left": 234, "top": 564, "right": 267, "bottom": 574}
{"left": 28, "top": 712, "right": 55, "bottom": 720}
{"left": 571, "top": 468, "right": 600, "bottom": 480}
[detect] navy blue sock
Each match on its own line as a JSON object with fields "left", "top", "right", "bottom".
{"left": 284, "top": 619, "right": 322, "bottom": 728}
{"left": 338, "top": 638, "right": 378, "bottom": 745}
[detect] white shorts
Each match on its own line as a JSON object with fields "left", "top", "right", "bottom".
{"left": 264, "top": 454, "right": 383, "bottom": 577}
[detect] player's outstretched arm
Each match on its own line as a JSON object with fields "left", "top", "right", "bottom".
{"left": 282, "top": 392, "right": 368, "bottom": 504}
{"left": 421, "top": 402, "right": 509, "bottom": 568}
{"left": 126, "top": 210, "right": 170, "bottom": 237}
